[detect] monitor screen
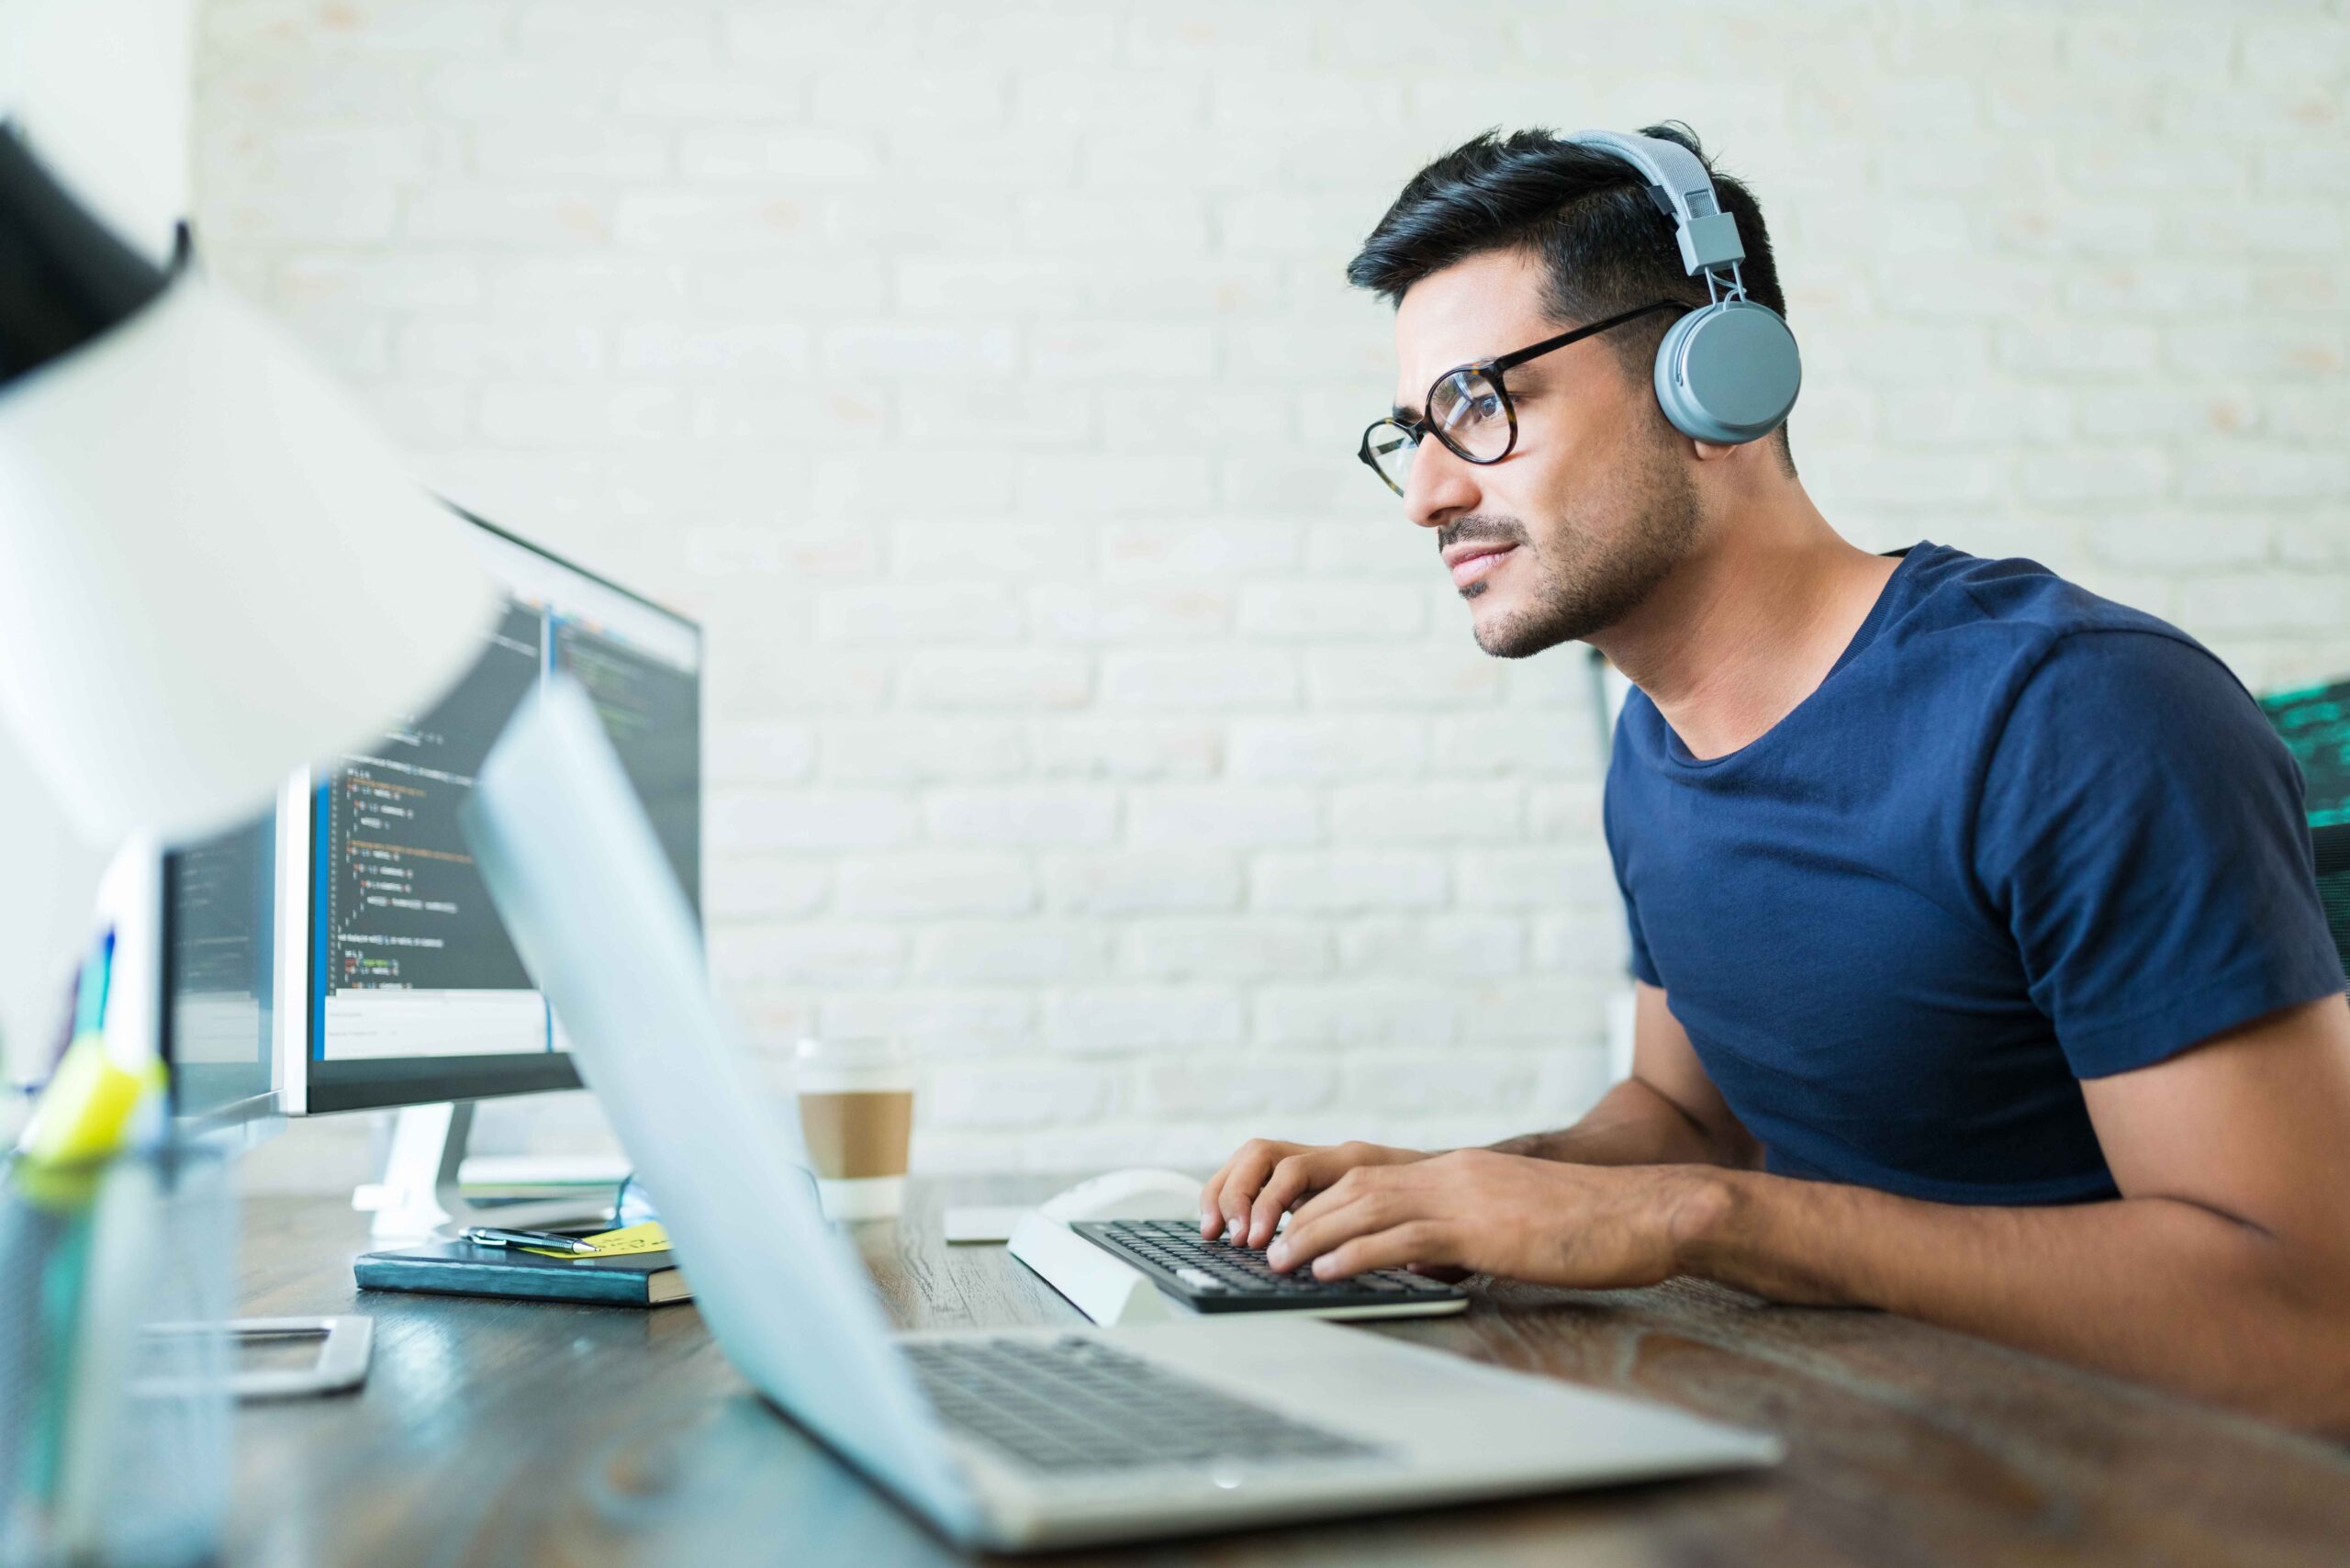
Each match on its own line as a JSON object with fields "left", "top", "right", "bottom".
{"left": 2261, "top": 678, "right": 2350, "bottom": 829}
{"left": 2260, "top": 678, "right": 2350, "bottom": 980}
{"left": 286, "top": 510, "right": 701, "bottom": 1114}
{"left": 164, "top": 807, "right": 278, "bottom": 1128}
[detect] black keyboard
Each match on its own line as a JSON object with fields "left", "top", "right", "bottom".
{"left": 1071, "top": 1219, "right": 1468, "bottom": 1314}
{"left": 901, "top": 1336, "right": 1382, "bottom": 1473}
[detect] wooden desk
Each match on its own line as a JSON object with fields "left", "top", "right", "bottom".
{"left": 228, "top": 1176, "right": 2350, "bottom": 1566}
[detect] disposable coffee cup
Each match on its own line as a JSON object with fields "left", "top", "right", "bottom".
{"left": 793, "top": 1037, "right": 913, "bottom": 1221}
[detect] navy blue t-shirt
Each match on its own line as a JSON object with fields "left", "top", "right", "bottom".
{"left": 1605, "top": 543, "right": 2344, "bottom": 1206}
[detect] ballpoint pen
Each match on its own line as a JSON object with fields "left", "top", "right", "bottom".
{"left": 462, "top": 1226, "right": 599, "bottom": 1255}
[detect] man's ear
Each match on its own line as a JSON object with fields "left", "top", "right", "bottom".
{"left": 1691, "top": 438, "right": 1740, "bottom": 463}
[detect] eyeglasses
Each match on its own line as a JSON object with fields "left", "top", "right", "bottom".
{"left": 1356, "top": 299, "right": 1679, "bottom": 497}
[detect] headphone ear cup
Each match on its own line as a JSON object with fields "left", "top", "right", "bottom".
{"left": 1652, "top": 300, "right": 1801, "bottom": 445}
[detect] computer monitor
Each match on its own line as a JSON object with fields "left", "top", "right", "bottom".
{"left": 272, "top": 509, "right": 701, "bottom": 1228}
{"left": 2260, "top": 677, "right": 2350, "bottom": 980}
{"left": 162, "top": 807, "right": 281, "bottom": 1141}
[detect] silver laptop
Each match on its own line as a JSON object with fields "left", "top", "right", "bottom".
{"left": 462, "top": 680, "right": 1779, "bottom": 1553}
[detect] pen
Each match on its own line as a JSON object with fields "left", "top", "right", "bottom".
{"left": 463, "top": 1226, "right": 598, "bottom": 1255}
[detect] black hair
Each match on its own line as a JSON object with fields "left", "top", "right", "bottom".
{"left": 1348, "top": 123, "right": 1794, "bottom": 474}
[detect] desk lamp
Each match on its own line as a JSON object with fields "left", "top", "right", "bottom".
{"left": 0, "top": 121, "right": 496, "bottom": 1124}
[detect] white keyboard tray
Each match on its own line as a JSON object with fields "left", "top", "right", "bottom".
{"left": 1007, "top": 1213, "right": 1192, "bottom": 1327}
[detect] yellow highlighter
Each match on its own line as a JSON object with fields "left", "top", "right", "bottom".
{"left": 17, "top": 930, "right": 165, "bottom": 1167}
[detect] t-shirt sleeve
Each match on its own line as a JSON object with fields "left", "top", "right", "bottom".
{"left": 1603, "top": 759, "right": 1662, "bottom": 988}
{"left": 1617, "top": 869, "right": 1661, "bottom": 987}
{"left": 1972, "top": 630, "right": 2344, "bottom": 1079}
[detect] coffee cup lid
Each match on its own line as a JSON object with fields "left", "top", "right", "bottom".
{"left": 795, "top": 1036, "right": 903, "bottom": 1063}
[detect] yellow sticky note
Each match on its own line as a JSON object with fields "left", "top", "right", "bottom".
{"left": 522, "top": 1221, "right": 669, "bottom": 1260}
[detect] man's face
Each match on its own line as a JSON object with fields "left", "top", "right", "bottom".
{"left": 1391, "top": 248, "right": 1702, "bottom": 658}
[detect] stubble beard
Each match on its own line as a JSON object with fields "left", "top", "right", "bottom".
{"left": 1464, "top": 436, "right": 1704, "bottom": 660}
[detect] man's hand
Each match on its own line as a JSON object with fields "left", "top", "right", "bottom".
{"left": 1264, "top": 1148, "right": 1715, "bottom": 1289}
{"left": 1199, "top": 1138, "right": 1431, "bottom": 1249}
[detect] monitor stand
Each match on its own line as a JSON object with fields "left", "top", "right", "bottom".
{"left": 352, "top": 1101, "right": 621, "bottom": 1239}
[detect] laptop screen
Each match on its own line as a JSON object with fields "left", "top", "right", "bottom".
{"left": 461, "top": 678, "right": 977, "bottom": 1539}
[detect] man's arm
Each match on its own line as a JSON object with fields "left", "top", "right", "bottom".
{"left": 1200, "top": 983, "right": 1750, "bottom": 1247}
{"left": 1270, "top": 996, "right": 2350, "bottom": 1431}
{"left": 1680, "top": 995, "right": 2350, "bottom": 1425}
{"left": 1492, "top": 982, "right": 1762, "bottom": 1170}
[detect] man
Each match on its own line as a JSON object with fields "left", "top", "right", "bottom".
{"left": 1203, "top": 126, "right": 2350, "bottom": 1429}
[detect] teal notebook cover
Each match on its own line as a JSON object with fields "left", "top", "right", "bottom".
{"left": 354, "top": 1238, "right": 691, "bottom": 1306}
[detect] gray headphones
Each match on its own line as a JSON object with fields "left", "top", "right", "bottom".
{"left": 1567, "top": 129, "right": 1801, "bottom": 446}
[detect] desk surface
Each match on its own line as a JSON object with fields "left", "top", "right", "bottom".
{"left": 229, "top": 1176, "right": 2350, "bottom": 1566}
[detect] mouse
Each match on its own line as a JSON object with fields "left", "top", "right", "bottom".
{"left": 1037, "top": 1168, "right": 1204, "bottom": 1225}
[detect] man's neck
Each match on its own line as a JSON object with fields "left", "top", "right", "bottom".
{"left": 1593, "top": 487, "right": 1897, "bottom": 762}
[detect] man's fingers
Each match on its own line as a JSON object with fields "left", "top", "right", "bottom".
{"left": 1197, "top": 1159, "right": 1239, "bottom": 1238}
{"left": 1279, "top": 1179, "right": 1340, "bottom": 1244}
{"left": 1283, "top": 1162, "right": 1388, "bottom": 1233}
{"left": 1246, "top": 1151, "right": 1335, "bottom": 1249}
{"left": 1198, "top": 1145, "right": 1265, "bottom": 1237}
{"left": 1309, "top": 1221, "right": 1450, "bottom": 1282}
{"left": 1211, "top": 1142, "right": 1288, "bottom": 1239}
{"left": 1267, "top": 1180, "right": 1389, "bottom": 1272}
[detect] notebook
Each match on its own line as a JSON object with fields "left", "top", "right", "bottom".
{"left": 354, "top": 1237, "right": 691, "bottom": 1307}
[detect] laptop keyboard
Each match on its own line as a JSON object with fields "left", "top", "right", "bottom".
{"left": 901, "top": 1336, "right": 1382, "bottom": 1473}
{"left": 1074, "top": 1219, "right": 1466, "bottom": 1311}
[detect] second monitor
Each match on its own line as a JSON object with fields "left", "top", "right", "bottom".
{"left": 274, "top": 509, "right": 702, "bottom": 1230}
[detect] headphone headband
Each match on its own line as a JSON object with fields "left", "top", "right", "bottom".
{"left": 1565, "top": 129, "right": 1745, "bottom": 278}
{"left": 1561, "top": 128, "right": 1799, "bottom": 446}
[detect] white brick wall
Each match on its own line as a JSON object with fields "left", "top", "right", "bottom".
{"left": 193, "top": 0, "right": 2350, "bottom": 1182}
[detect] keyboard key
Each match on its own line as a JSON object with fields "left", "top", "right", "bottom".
{"left": 1076, "top": 1221, "right": 1464, "bottom": 1310}
{"left": 909, "top": 1337, "right": 1382, "bottom": 1474}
